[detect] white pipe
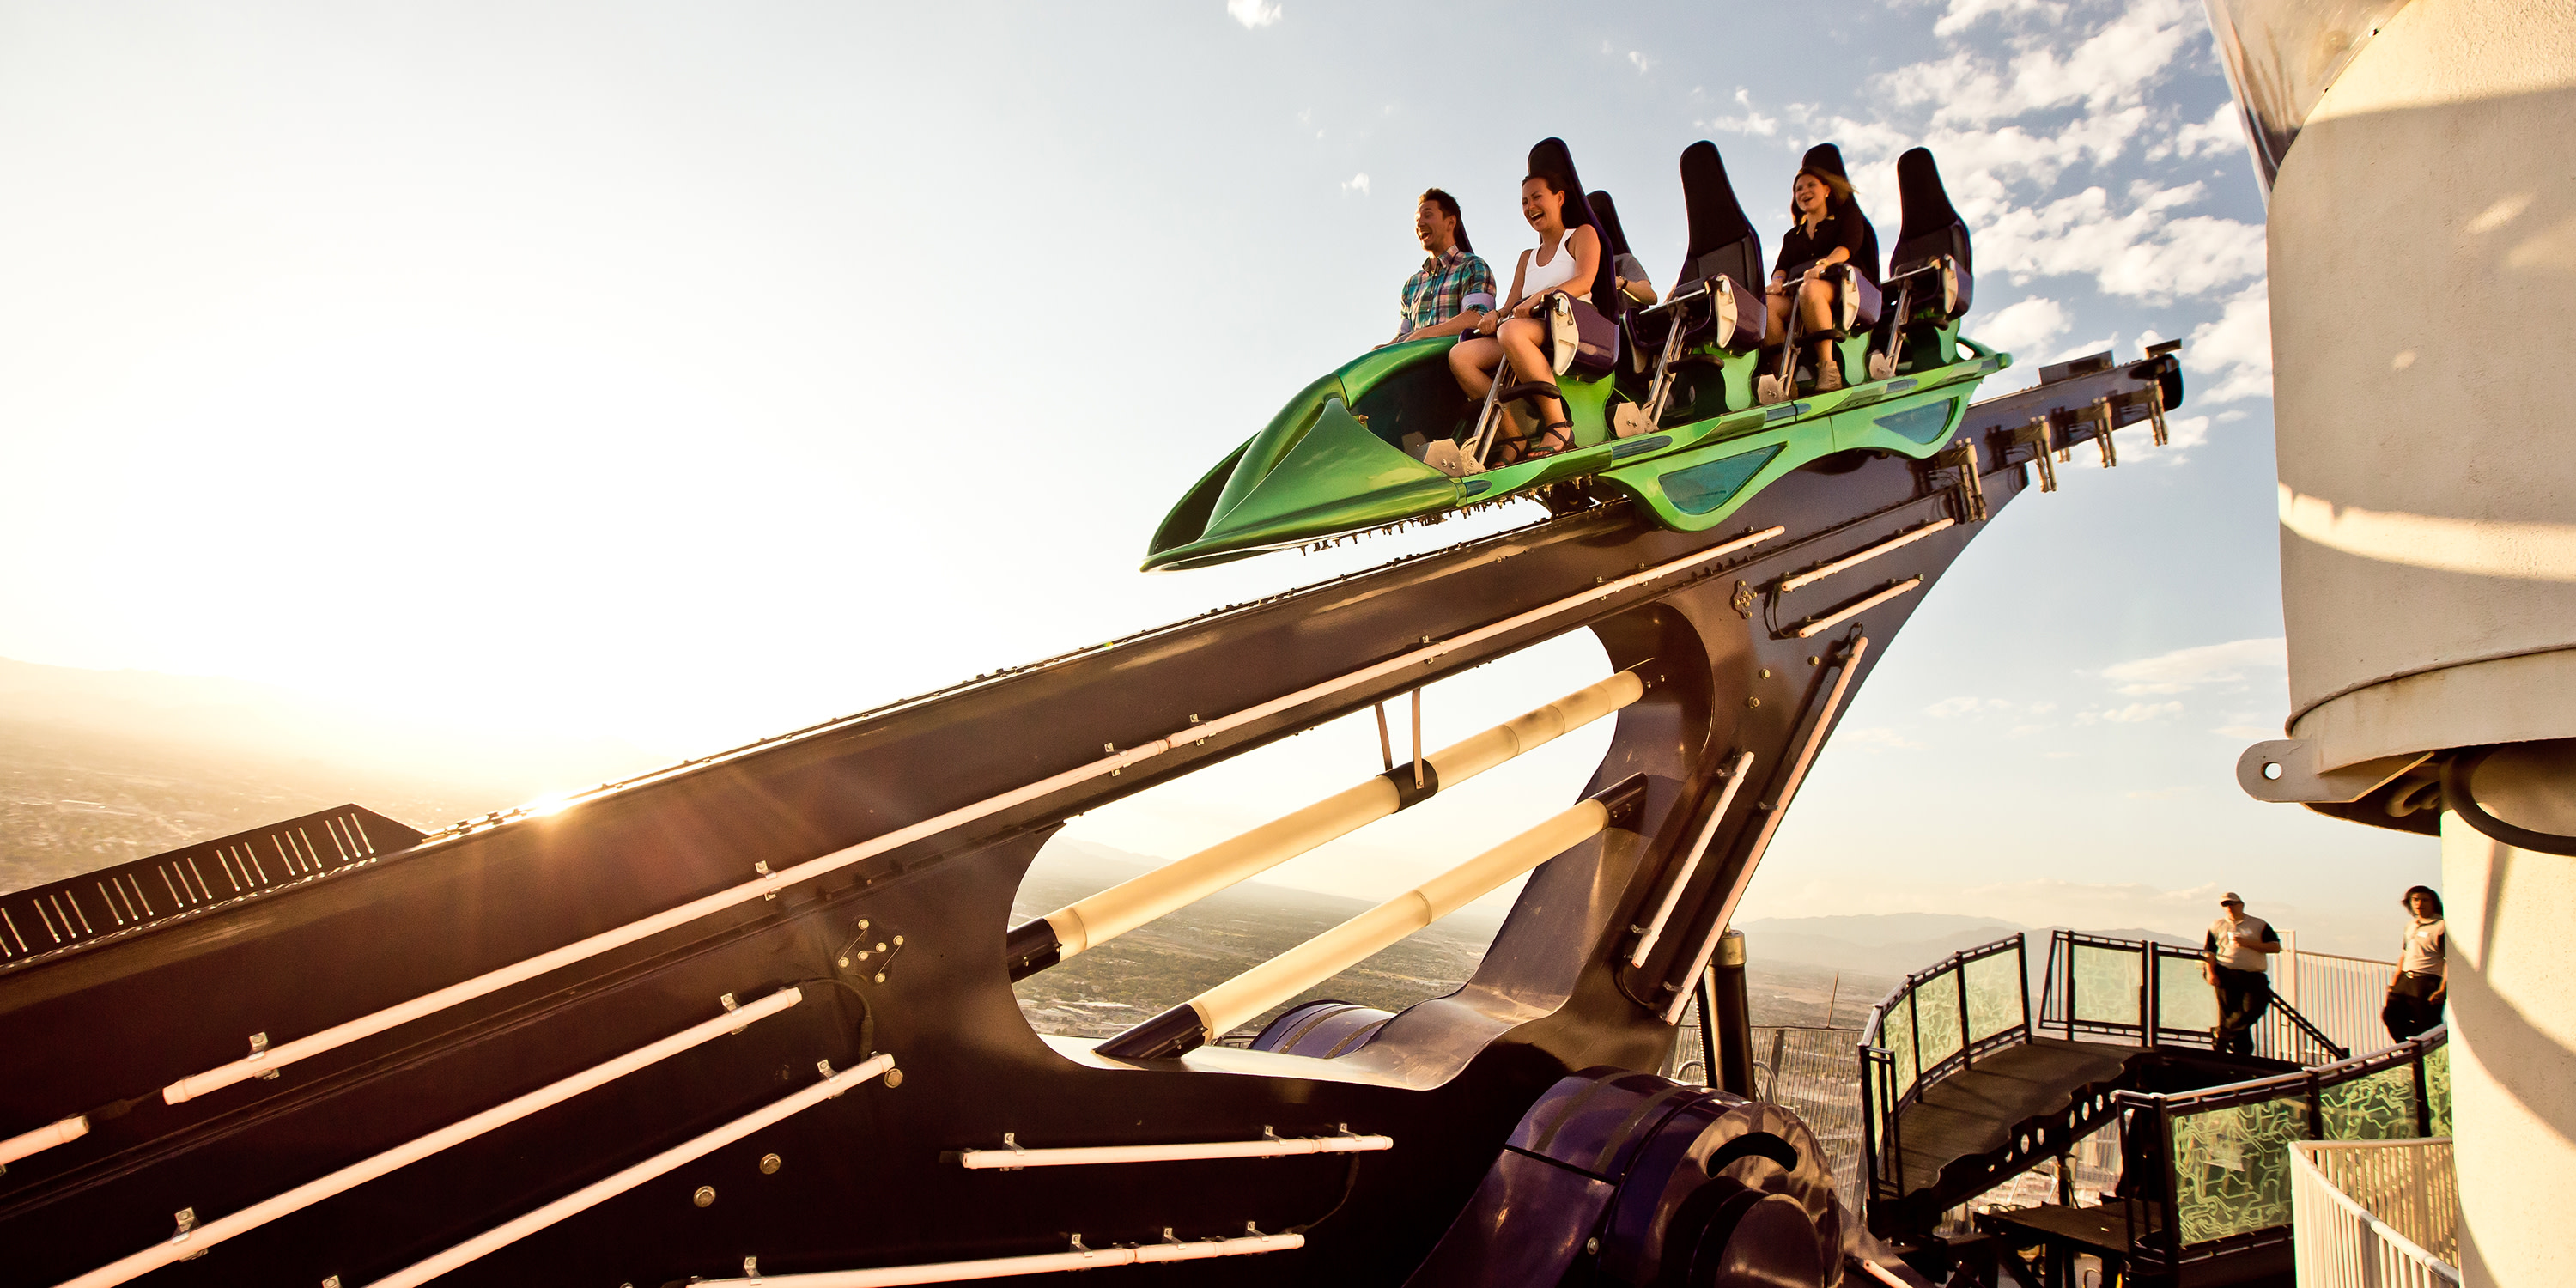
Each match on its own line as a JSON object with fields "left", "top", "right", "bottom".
{"left": 957, "top": 1133, "right": 1391, "bottom": 1170}
{"left": 58, "top": 989, "right": 805, "bottom": 1288}
{"left": 1186, "top": 798, "right": 1613, "bottom": 1041}
{"left": 1045, "top": 670, "right": 1644, "bottom": 960}
{"left": 1662, "top": 636, "right": 1871, "bottom": 1022}
{"left": 160, "top": 524, "right": 1781, "bottom": 1107}
{"left": 0, "top": 1115, "right": 88, "bottom": 1168}
{"left": 689, "top": 1231, "right": 1303, "bottom": 1287}
{"left": 1777, "top": 519, "right": 1953, "bottom": 593}
{"left": 361, "top": 1053, "right": 897, "bottom": 1288}
{"left": 1793, "top": 579, "right": 1922, "bottom": 639}
{"left": 1628, "top": 750, "right": 1756, "bottom": 968}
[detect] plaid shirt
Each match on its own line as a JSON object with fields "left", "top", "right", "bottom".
{"left": 1396, "top": 246, "right": 1497, "bottom": 338}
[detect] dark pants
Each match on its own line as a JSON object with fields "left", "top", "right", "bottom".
{"left": 2385, "top": 972, "right": 2443, "bottom": 1041}
{"left": 2212, "top": 966, "right": 2270, "bottom": 1055}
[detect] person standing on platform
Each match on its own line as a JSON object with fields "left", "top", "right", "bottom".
{"left": 2383, "top": 885, "right": 2447, "bottom": 1041}
{"left": 1389, "top": 189, "right": 1496, "bottom": 344}
{"left": 2202, "top": 892, "right": 2281, "bottom": 1055}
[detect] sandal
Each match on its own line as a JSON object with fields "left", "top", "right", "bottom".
{"left": 1523, "top": 421, "right": 1575, "bottom": 459}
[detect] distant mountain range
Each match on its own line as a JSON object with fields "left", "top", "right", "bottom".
{"left": 1737, "top": 913, "right": 2200, "bottom": 981}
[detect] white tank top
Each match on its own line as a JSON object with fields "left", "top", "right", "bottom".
{"left": 1518, "top": 228, "right": 1588, "bottom": 302}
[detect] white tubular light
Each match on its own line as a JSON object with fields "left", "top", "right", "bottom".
{"left": 1662, "top": 636, "right": 1870, "bottom": 1023}
{"left": 1190, "top": 798, "right": 1612, "bottom": 1040}
{"left": 1628, "top": 750, "right": 1756, "bottom": 969}
{"left": 362, "top": 1053, "right": 896, "bottom": 1288}
{"left": 163, "top": 525, "right": 1780, "bottom": 1107}
{"left": 1046, "top": 670, "right": 1643, "bottom": 958}
{"left": 1793, "top": 579, "right": 1922, "bottom": 640}
{"left": 957, "top": 1132, "right": 1390, "bottom": 1170}
{"left": 59, "top": 989, "right": 805, "bottom": 1288}
{"left": 0, "top": 1115, "right": 88, "bottom": 1168}
{"left": 689, "top": 1231, "right": 1303, "bottom": 1287}
{"left": 1778, "top": 519, "right": 1953, "bottom": 593}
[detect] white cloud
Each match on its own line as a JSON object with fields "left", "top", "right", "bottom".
{"left": 2100, "top": 637, "right": 2285, "bottom": 694}
{"left": 1225, "top": 0, "right": 1280, "bottom": 28}
{"left": 1925, "top": 695, "right": 2015, "bottom": 718}
{"left": 1841, "top": 726, "right": 1923, "bottom": 751}
{"left": 1879, "top": 0, "right": 2196, "bottom": 126}
{"left": 1978, "top": 184, "right": 2264, "bottom": 301}
{"left": 1932, "top": 0, "right": 2067, "bottom": 37}
{"left": 2185, "top": 280, "right": 2274, "bottom": 402}
{"left": 1340, "top": 173, "right": 1370, "bottom": 197}
{"left": 1703, "top": 88, "right": 1778, "bottom": 137}
{"left": 1627, "top": 51, "right": 1653, "bottom": 75}
{"left": 2083, "top": 701, "right": 2185, "bottom": 724}
{"left": 1972, "top": 296, "right": 2071, "bottom": 360}
{"left": 2149, "top": 101, "right": 2245, "bottom": 164}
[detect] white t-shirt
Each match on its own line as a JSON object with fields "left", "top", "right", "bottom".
{"left": 2398, "top": 918, "right": 2447, "bottom": 977}
{"left": 2205, "top": 914, "right": 2276, "bottom": 972}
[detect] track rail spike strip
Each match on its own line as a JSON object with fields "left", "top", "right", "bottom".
{"left": 684, "top": 1232, "right": 1305, "bottom": 1287}
{"left": 56, "top": 989, "right": 808, "bottom": 1288}
{"left": 955, "top": 1132, "right": 1391, "bottom": 1169}
{"left": 355, "top": 1054, "right": 896, "bottom": 1288}
{"left": 1018, "top": 670, "right": 1644, "bottom": 971}
{"left": 147, "top": 525, "right": 1783, "bottom": 1109}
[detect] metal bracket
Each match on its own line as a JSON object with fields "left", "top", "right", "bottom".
{"left": 249, "top": 1030, "right": 279, "bottom": 1080}
{"left": 1931, "top": 439, "right": 1986, "bottom": 522}
{"left": 2009, "top": 416, "right": 2057, "bottom": 493}
{"left": 2236, "top": 739, "right": 2432, "bottom": 804}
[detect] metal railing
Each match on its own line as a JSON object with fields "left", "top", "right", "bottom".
{"left": 1858, "top": 933, "right": 2033, "bottom": 1209}
{"left": 2277, "top": 938, "right": 2407, "bottom": 1060}
{"left": 2037, "top": 929, "right": 2348, "bottom": 1066}
{"left": 1662, "top": 1003, "right": 1867, "bottom": 1218}
{"left": 2291, "top": 1139, "right": 2460, "bottom": 1286}
{"left": 2115, "top": 1026, "right": 2451, "bottom": 1280}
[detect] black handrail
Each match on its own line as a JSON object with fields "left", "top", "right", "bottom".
{"left": 2038, "top": 928, "right": 2348, "bottom": 1062}
{"left": 1856, "top": 932, "right": 2032, "bottom": 1212}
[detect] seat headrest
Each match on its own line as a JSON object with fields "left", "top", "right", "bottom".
{"left": 1889, "top": 146, "right": 1973, "bottom": 315}
{"left": 1529, "top": 137, "right": 1621, "bottom": 313}
{"left": 1677, "top": 140, "right": 1763, "bottom": 295}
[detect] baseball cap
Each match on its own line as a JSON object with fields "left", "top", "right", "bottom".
{"left": 2220, "top": 891, "right": 2244, "bottom": 905}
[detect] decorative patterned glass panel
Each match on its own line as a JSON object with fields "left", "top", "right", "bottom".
{"left": 1915, "top": 968, "right": 1964, "bottom": 1070}
{"left": 1965, "top": 951, "right": 2024, "bottom": 1042}
{"left": 2071, "top": 944, "right": 2142, "bottom": 1028}
{"left": 1884, "top": 994, "right": 1918, "bottom": 1101}
{"left": 2170, "top": 1094, "right": 2311, "bottom": 1242}
{"left": 2322, "top": 1065, "right": 2421, "bottom": 1140}
{"left": 2426, "top": 1042, "right": 2452, "bottom": 1137}
{"left": 2156, "top": 951, "right": 2218, "bottom": 1036}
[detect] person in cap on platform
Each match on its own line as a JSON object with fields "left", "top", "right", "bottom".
{"left": 1764, "top": 143, "right": 1881, "bottom": 393}
{"left": 1388, "top": 188, "right": 1498, "bottom": 345}
{"left": 2383, "top": 885, "right": 2447, "bottom": 1042}
{"left": 2202, "top": 891, "right": 2281, "bottom": 1056}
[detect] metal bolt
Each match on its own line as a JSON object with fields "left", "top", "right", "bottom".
{"left": 892, "top": 934, "right": 904, "bottom": 946}
{"left": 1808, "top": 655, "right": 1821, "bottom": 666}
{"left": 1758, "top": 668, "right": 1771, "bottom": 679}
{"left": 692, "top": 1185, "right": 716, "bottom": 1208}
{"left": 1586, "top": 1237, "right": 1601, "bottom": 1255}
{"left": 839, "top": 957, "right": 850, "bottom": 968}
{"left": 875, "top": 942, "right": 887, "bottom": 953}
{"left": 858, "top": 919, "right": 870, "bottom": 930}
{"left": 1745, "top": 696, "right": 1761, "bottom": 708}
{"left": 760, "top": 1153, "right": 782, "bottom": 1175}
{"left": 873, "top": 973, "right": 887, "bottom": 984}
{"left": 884, "top": 1068, "right": 905, "bottom": 1089}
{"left": 323, "top": 1279, "right": 342, "bottom": 1288}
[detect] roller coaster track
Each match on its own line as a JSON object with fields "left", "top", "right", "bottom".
{"left": 0, "top": 350, "right": 2178, "bottom": 1286}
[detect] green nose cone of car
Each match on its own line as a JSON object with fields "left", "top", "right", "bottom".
{"left": 1143, "top": 371, "right": 1467, "bottom": 572}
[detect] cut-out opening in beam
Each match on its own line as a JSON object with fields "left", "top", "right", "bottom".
{"left": 1097, "top": 776, "right": 1647, "bottom": 1060}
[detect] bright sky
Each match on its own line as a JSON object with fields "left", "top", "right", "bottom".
{"left": 0, "top": 0, "right": 2434, "bottom": 955}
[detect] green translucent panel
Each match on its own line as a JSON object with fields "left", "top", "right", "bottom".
{"left": 2171, "top": 1095, "right": 2312, "bottom": 1242}
{"left": 2323, "top": 1065, "right": 2422, "bottom": 1140}
{"left": 1662, "top": 444, "right": 1783, "bottom": 513}
{"left": 2427, "top": 1042, "right": 2452, "bottom": 1136}
{"left": 1965, "top": 951, "right": 2023, "bottom": 1042}
{"left": 2071, "top": 944, "right": 2143, "bottom": 1027}
{"left": 2157, "top": 953, "right": 2218, "bottom": 1034}
{"left": 1884, "top": 994, "right": 1917, "bottom": 1100}
{"left": 1873, "top": 397, "right": 1961, "bottom": 444}
{"left": 1916, "top": 969, "right": 1964, "bottom": 1068}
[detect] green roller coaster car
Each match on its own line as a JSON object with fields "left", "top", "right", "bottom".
{"left": 1145, "top": 138, "right": 1997, "bottom": 573}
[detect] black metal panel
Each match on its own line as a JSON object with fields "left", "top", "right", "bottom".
{"left": 0, "top": 359, "right": 2181, "bottom": 1284}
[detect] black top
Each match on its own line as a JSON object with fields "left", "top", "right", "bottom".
{"left": 1775, "top": 210, "right": 1875, "bottom": 284}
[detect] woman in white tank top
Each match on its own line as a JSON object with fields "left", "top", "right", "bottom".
{"left": 1447, "top": 169, "right": 1601, "bottom": 465}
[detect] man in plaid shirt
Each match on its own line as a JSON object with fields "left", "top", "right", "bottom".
{"left": 1392, "top": 188, "right": 1496, "bottom": 343}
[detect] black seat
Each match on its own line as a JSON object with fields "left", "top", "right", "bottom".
{"left": 1525, "top": 137, "right": 1621, "bottom": 380}
{"left": 1586, "top": 190, "right": 1657, "bottom": 309}
{"left": 1886, "top": 146, "right": 1975, "bottom": 320}
{"left": 1663, "top": 140, "right": 1767, "bottom": 353}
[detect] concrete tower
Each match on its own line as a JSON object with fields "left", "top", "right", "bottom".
{"left": 2215, "top": 1, "right": 2576, "bottom": 1282}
